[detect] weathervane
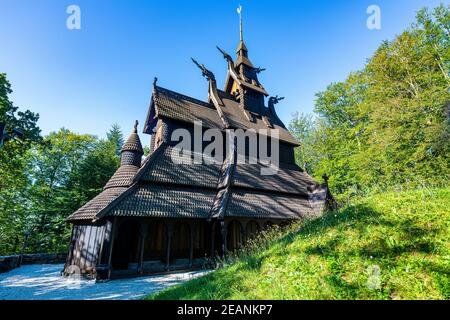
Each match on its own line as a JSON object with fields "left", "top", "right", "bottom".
{"left": 237, "top": 5, "right": 243, "bottom": 41}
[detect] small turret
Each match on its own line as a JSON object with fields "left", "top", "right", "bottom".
{"left": 121, "top": 120, "right": 144, "bottom": 167}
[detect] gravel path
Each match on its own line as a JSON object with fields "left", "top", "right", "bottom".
{"left": 0, "top": 264, "right": 207, "bottom": 300}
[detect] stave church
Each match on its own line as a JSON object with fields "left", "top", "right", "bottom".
{"left": 63, "top": 17, "right": 331, "bottom": 280}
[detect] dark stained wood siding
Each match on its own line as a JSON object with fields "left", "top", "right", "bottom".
{"left": 65, "top": 223, "right": 107, "bottom": 274}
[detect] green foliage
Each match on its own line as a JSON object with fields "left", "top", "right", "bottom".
{"left": 288, "top": 112, "right": 317, "bottom": 174}
{"left": 25, "top": 129, "right": 96, "bottom": 252}
{"left": 21, "top": 128, "right": 122, "bottom": 254}
{"left": 289, "top": 5, "right": 450, "bottom": 196}
{"left": 69, "top": 129, "right": 122, "bottom": 204}
{"left": 107, "top": 123, "right": 124, "bottom": 156}
{"left": 0, "top": 73, "right": 41, "bottom": 255}
{"left": 148, "top": 188, "right": 450, "bottom": 300}
{"left": 0, "top": 72, "right": 123, "bottom": 255}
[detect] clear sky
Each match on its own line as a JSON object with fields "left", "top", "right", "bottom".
{"left": 0, "top": 0, "right": 445, "bottom": 144}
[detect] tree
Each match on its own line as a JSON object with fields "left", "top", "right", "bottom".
{"left": 363, "top": 4, "right": 450, "bottom": 187}
{"left": 312, "top": 71, "right": 370, "bottom": 194}
{"left": 288, "top": 112, "right": 316, "bottom": 174}
{"left": 22, "top": 125, "right": 122, "bottom": 254}
{"left": 68, "top": 127, "right": 122, "bottom": 205}
{"left": 289, "top": 5, "right": 450, "bottom": 196}
{"left": 26, "top": 129, "right": 95, "bottom": 252}
{"left": 25, "top": 125, "right": 122, "bottom": 254}
{"left": 107, "top": 123, "right": 124, "bottom": 156}
{"left": 0, "top": 73, "right": 41, "bottom": 255}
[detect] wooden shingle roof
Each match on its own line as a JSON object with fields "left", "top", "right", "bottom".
{"left": 66, "top": 187, "right": 129, "bottom": 221}
{"left": 99, "top": 185, "right": 216, "bottom": 219}
{"left": 150, "top": 86, "right": 223, "bottom": 129}
{"left": 226, "top": 190, "right": 317, "bottom": 220}
{"left": 67, "top": 142, "right": 321, "bottom": 222}
{"left": 146, "top": 85, "right": 299, "bottom": 145}
{"left": 103, "top": 165, "right": 140, "bottom": 189}
{"left": 138, "top": 144, "right": 221, "bottom": 189}
{"left": 233, "top": 163, "right": 316, "bottom": 196}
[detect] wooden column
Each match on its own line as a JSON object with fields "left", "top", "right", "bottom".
{"left": 242, "top": 221, "right": 248, "bottom": 246}
{"left": 138, "top": 222, "right": 148, "bottom": 275}
{"left": 64, "top": 227, "right": 76, "bottom": 271}
{"left": 165, "top": 223, "right": 173, "bottom": 271}
{"left": 107, "top": 218, "right": 118, "bottom": 279}
{"left": 257, "top": 220, "right": 263, "bottom": 231}
{"left": 210, "top": 221, "right": 216, "bottom": 258}
{"left": 220, "top": 220, "right": 227, "bottom": 258}
{"left": 189, "top": 223, "right": 196, "bottom": 268}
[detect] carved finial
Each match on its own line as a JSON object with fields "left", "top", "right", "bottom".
{"left": 269, "top": 95, "right": 285, "bottom": 105}
{"left": 152, "top": 77, "right": 158, "bottom": 95}
{"left": 217, "top": 46, "right": 233, "bottom": 64}
{"left": 254, "top": 67, "right": 266, "bottom": 74}
{"left": 191, "top": 58, "right": 215, "bottom": 81}
{"left": 133, "top": 120, "right": 139, "bottom": 133}
{"left": 191, "top": 57, "right": 201, "bottom": 70}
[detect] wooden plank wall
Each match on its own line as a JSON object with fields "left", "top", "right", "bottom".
{"left": 66, "top": 223, "right": 106, "bottom": 273}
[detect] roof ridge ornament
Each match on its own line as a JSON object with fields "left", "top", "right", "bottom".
{"left": 254, "top": 67, "right": 266, "bottom": 74}
{"left": 269, "top": 95, "right": 284, "bottom": 105}
{"left": 133, "top": 120, "right": 139, "bottom": 133}
{"left": 191, "top": 57, "right": 230, "bottom": 129}
{"left": 152, "top": 77, "right": 158, "bottom": 95}
{"left": 191, "top": 58, "right": 216, "bottom": 81}
{"left": 268, "top": 95, "right": 285, "bottom": 122}
{"left": 217, "top": 46, "right": 234, "bottom": 66}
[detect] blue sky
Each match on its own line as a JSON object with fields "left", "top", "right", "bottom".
{"left": 0, "top": 0, "right": 445, "bottom": 144}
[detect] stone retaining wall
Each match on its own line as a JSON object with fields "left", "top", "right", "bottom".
{"left": 0, "top": 253, "right": 67, "bottom": 273}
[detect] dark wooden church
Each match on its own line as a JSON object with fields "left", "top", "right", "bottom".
{"left": 64, "top": 22, "right": 330, "bottom": 280}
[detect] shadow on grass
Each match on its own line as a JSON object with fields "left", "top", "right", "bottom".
{"left": 150, "top": 198, "right": 448, "bottom": 299}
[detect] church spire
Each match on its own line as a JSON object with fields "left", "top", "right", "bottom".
{"left": 236, "top": 5, "right": 249, "bottom": 57}
{"left": 239, "top": 5, "right": 243, "bottom": 42}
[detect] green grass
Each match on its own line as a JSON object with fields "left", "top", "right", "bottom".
{"left": 147, "top": 188, "right": 450, "bottom": 300}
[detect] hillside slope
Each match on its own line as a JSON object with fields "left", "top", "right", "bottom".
{"left": 148, "top": 188, "right": 450, "bottom": 300}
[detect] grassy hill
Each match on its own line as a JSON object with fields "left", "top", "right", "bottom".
{"left": 147, "top": 188, "right": 450, "bottom": 300}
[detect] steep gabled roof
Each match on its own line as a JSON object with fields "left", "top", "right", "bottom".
{"left": 137, "top": 144, "right": 222, "bottom": 189}
{"left": 145, "top": 85, "right": 299, "bottom": 146}
{"left": 147, "top": 86, "right": 223, "bottom": 130}
{"left": 217, "top": 90, "right": 299, "bottom": 145}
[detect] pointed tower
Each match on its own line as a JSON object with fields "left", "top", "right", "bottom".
{"left": 235, "top": 14, "right": 253, "bottom": 70}
{"left": 103, "top": 121, "right": 143, "bottom": 190}
{"left": 120, "top": 120, "right": 144, "bottom": 167}
{"left": 223, "top": 8, "right": 269, "bottom": 114}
